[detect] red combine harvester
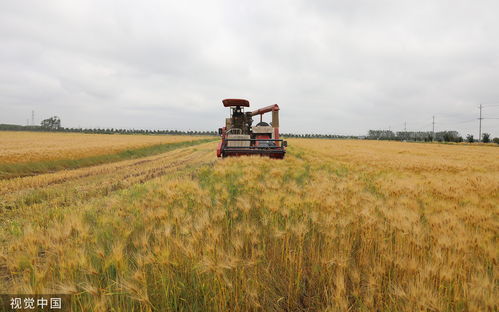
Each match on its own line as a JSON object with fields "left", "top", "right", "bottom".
{"left": 217, "top": 99, "right": 287, "bottom": 159}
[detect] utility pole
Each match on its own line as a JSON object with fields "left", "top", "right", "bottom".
{"left": 432, "top": 115, "right": 435, "bottom": 141}
{"left": 478, "top": 104, "right": 483, "bottom": 142}
{"left": 31, "top": 110, "right": 34, "bottom": 126}
{"left": 404, "top": 121, "right": 407, "bottom": 131}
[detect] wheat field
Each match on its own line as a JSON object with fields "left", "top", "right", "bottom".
{"left": 0, "top": 131, "right": 203, "bottom": 163}
{"left": 0, "top": 134, "right": 497, "bottom": 311}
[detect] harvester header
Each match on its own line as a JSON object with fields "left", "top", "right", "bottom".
{"left": 217, "top": 99, "right": 287, "bottom": 159}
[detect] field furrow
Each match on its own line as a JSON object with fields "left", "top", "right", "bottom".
{"left": 0, "top": 142, "right": 216, "bottom": 238}
{"left": 1, "top": 144, "right": 208, "bottom": 195}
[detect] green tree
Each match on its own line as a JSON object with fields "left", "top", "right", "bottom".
{"left": 466, "top": 134, "right": 474, "bottom": 143}
{"left": 482, "top": 133, "right": 490, "bottom": 143}
{"left": 40, "top": 116, "right": 61, "bottom": 130}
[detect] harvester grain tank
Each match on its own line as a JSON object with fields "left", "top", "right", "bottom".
{"left": 217, "top": 99, "right": 287, "bottom": 159}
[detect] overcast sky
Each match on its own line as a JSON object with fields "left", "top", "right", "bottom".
{"left": 1, "top": 0, "right": 498, "bottom": 136}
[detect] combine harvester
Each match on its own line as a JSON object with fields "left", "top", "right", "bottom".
{"left": 217, "top": 99, "right": 287, "bottom": 159}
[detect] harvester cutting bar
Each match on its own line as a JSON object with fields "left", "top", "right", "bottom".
{"left": 224, "top": 139, "right": 285, "bottom": 147}
{"left": 224, "top": 139, "right": 284, "bottom": 142}
{"left": 222, "top": 149, "right": 285, "bottom": 154}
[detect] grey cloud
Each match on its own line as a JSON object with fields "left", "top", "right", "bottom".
{"left": 1, "top": 0, "right": 498, "bottom": 136}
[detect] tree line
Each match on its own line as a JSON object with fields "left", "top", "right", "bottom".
{"left": 281, "top": 133, "right": 362, "bottom": 139}
{"left": 0, "top": 124, "right": 358, "bottom": 139}
{"left": 0, "top": 123, "right": 218, "bottom": 136}
{"left": 1, "top": 116, "right": 362, "bottom": 138}
{"left": 367, "top": 130, "right": 499, "bottom": 144}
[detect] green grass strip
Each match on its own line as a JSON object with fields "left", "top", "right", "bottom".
{"left": 0, "top": 138, "right": 216, "bottom": 180}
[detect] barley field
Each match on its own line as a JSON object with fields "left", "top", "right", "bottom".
{"left": 0, "top": 134, "right": 497, "bottom": 312}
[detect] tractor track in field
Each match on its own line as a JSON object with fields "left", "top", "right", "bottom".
{"left": 119, "top": 149, "right": 210, "bottom": 183}
{"left": 0, "top": 143, "right": 212, "bottom": 195}
{"left": 42, "top": 148, "right": 196, "bottom": 188}
{"left": 0, "top": 139, "right": 217, "bottom": 180}
{"left": 0, "top": 143, "right": 216, "bottom": 215}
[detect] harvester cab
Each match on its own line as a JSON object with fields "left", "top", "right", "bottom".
{"left": 217, "top": 99, "right": 287, "bottom": 159}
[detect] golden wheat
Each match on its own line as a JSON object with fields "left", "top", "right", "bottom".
{"left": 0, "top": 136, "right": 497, "bottom": 311}
{"left": 0, "top": 131, "right": 204, "bottom": 163}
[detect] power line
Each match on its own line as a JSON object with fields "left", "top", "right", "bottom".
{"left": 438, "top": 118, "right": 476, "bottom": 125}
{"left": 378, "top": 106, "right": 498, "bottom": 137}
